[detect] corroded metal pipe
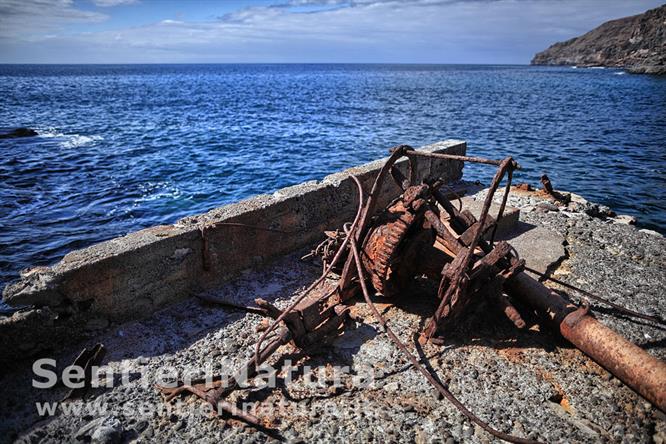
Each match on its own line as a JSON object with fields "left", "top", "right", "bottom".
{"left": 505, "top": 272, "right": 666, "bottom": 412}
{"left": 403, "top": 149, "right": 508, "bottom": 167}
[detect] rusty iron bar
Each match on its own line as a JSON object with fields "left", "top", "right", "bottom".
{"left": 538, "top": 174, "right": 570, "bottom": 205}
{"left": 252, "top": 173, "right": 366, "bottom": 365}
{"left": 489, "top": 166, "right": 513, "bottom": 244}
{"left": 402, "top": 149, "right": 521, "bottom": 169}
{"left": 62, "top": 343, "right": 106, "bottom": 401}
{"left": 424, "top": 157, "right": 516, "bottom": 338}
{"left": 505, "top": 272, "right": 666, "bottom": 412}
{"left": 196, "top": 293, "right": 270, "bottom": 316}
{"left": 540, "top": 174, "right": 554, "bottom": 195}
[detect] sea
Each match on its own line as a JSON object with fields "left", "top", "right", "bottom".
{"left": 1, "top": 64, "right": 665, "bottom": 297}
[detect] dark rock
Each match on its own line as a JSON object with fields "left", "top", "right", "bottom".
{"left": 0, "top": 127, "right": 38, "bottom": 139}
{"left": 91, "top": 419, "right": 122, "bottom": 444}
{"left": 76, "top": 417, "right": 122, "bottom": 443}
{"left": 536, "top": 201, "right": 559, "bottom": 212}
{"left": 0, "top": 307, "right": 57, "bottom": 363}
{"left": 531, "top": 4, "right": 665, "bottom": 75}
{"left": 584, "top": 203, "right": 616, "bottom": 219}
{"left": 76, "top": 417, "right": 105, "bottom": 440}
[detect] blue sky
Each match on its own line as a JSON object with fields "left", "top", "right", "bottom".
{"left": 0, "top": 0, "right": 662, "bottom": 63}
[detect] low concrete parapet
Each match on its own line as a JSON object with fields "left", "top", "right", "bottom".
{"left": 0, "top": 140, "right": 466, "bottom": 363}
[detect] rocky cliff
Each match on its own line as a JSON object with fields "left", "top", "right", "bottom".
{"left": 531, "top": 4, "right": 665, "bottom": 74}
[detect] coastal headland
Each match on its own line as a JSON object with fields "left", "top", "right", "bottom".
{"left": 532, "top": 4, "right": 665, "bottom": 74}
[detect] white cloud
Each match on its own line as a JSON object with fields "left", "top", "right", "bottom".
{"left": 0, "top": 0, "right": 107, "bottom": 39}
{"left": 92, "top": 0, "right": 138, "bottom": 6}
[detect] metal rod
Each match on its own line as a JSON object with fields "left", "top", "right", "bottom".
{"left": 505, "top": 271, "right": 666, "bottom": 412}
{"left": 338, "top": 145, "right": 411, "bottom": 298}
{"left": 403, "top": 149, "right": 518, "bottom": 168}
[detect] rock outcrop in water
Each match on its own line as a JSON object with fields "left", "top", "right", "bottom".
{"left": 0, "top": 127, "right": 38, "bottom": 139}
{"left": 531, "top": 4, "right": 665, "bottom": 74}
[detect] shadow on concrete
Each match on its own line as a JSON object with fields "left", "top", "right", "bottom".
{"left": 497, "top": 220, "right": 539, "bottom": 241}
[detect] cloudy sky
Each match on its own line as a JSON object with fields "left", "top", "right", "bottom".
{"left": 0, "top": 0, "right": 662, "bottom": 64}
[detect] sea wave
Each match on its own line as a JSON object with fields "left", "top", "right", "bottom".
{"left": 136, "top": 182, "right": 183, "bottom": 202}
{"left": 60, "top": 135, "right": 104, "bottom": 149}
{"left": 37, "top": 127, "right": 65, "bottom": 138}
{"left": 36, "top": 128, "right": 104, "bottom": 148}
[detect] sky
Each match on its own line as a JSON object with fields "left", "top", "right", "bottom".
{"left": 0, "top": 0, "right": 663, "bottom": 64}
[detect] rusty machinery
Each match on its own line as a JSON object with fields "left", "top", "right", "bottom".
{"left": 158, "top": 145, "right": 666, "bottom": 443}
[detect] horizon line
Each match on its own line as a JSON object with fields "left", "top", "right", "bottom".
{"left": 0, "top": 62, "right": 538, "bottom": 66}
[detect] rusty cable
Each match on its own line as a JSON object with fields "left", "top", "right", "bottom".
{"left": 490, "top": 165, "right": 514, "bottom": 245}
{"left": 253, "top": 172, "right": 366, "bottom": 364}
{"left": 344, "top": 224, "right": 540, "bottom": 444}
{"left": 524, "top": 266, "right": 665, "bottom": 326}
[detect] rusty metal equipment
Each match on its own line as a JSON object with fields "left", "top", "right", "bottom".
{"left": 158, "top": 145, "right": 665, "bottom": 443}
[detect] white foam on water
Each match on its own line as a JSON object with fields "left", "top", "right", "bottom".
{"left": 37, "top": 127, "right": 65, "bottom": 138}
{"left": 135, "top": 182, "right": 183, "bottom": 202}
{"left": 35, "top": 127, "right": 103, "bottom": 148}
{"left": 60, "top": 134, "right": 104, "bottom": 148}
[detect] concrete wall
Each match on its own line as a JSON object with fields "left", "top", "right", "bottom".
{"left": 0, "top": 140, "right": 465, "bottom": 362}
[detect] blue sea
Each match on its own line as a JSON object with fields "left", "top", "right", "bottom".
{"left": 1, "top": 64, "right": 665, "bottom": 293}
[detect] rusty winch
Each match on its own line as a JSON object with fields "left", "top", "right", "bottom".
{"left": 157, "top": 145, "right": 666, "bottom": 443}
{"left": 360, "top": 177, "right": 527, "bottom": 339}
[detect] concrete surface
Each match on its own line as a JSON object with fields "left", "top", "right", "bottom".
{"left": 0, "top": 181, "right": 664, "bottom": 444}
{"left": 501, "top": 224, "right": 566, "bottom": 277}
{"left": 459, "top": 194, "right": 520, "bottom": 239}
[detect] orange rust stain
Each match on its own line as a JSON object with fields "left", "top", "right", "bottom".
{"left": 557, "top": 348, "right": 607, "bottom": 377}
{"left": 559, "top": 396, "right": 573, "bottom": 414}
{"left": 497, "top": 347, "right": 525, "bottom": 364}
{"left": 535, "top": 368, "right": 574, "bottom": 414}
